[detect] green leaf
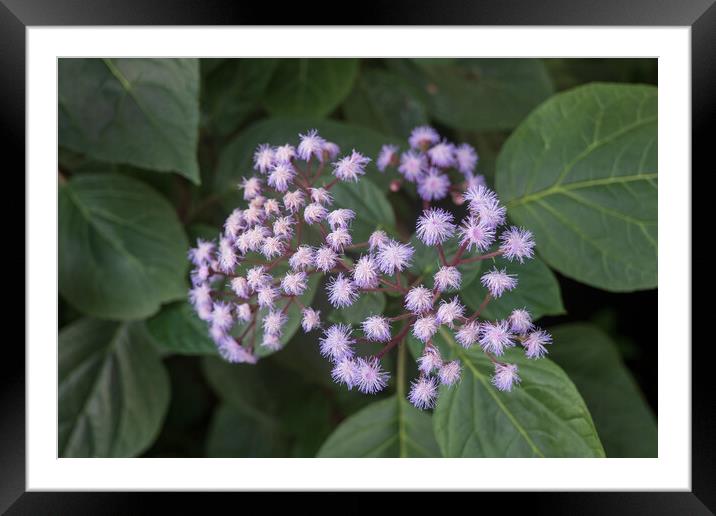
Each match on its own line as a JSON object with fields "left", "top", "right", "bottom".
{"left": 214, "top": 117, "right": 397, "bottom": 200}
{"left": 201, "top": 58, "right": 278, "bottom": 139}
{"left": 331, "top": 178, "right": 396, "bottom": 242}
{"left": 206, "top": 403, "right": 288, "bottom": 458}
{"left": 432, "top": 328, "right": 605, "bottom": 457}
{"left": 263, "top": 59, "right": 359, "bottom": 117}
{"left": 391, "top": 59, "right": 554, "bottom": 131}
{"left": 460, "top": 254, "right": 565, "bottom": 321}
{"left": 59, "top": 174, "right": 189, "bottom": 320}
{"left": 146, "top": 302, "right": 219, "bottom": 356}
{"left": 496, "top": 83, "right": 657, "bottom": 291}
{"left": 59, "top": 58, "right": 200, "bottom": 183}
{"left": 59, "top": 318, "right": 170, "bottom": 457}
{"left": 328, "top": 291, "right": 386, "bottom": 325}
{"left": 548, "top": 323, "right": 657, "bottom": 457}
{"left": 317, "top": 395, "right": 440, "bottom": 457}
{"left": 342, "top": 68, "right": 428, "bottom": 137}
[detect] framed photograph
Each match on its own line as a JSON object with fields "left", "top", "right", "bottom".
{"left": 6, "top": 0, "right": 708, "bottom": 511}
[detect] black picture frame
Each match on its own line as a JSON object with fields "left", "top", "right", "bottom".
{"left": 5, "top": 0, "right": 708, "bottom": 512}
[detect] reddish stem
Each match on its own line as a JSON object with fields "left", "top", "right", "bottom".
{"left": 458, "top": 249, "right": 503, "bottom": 265}
{"left": 376, "top": 319, "right": 414, "bottom": 359}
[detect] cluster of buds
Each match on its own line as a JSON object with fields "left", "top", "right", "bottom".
{"left": 376, "top": 125, "right": 486, "bottom": 205}
{"left": 187, "top": 126, "right": 553, "bottom": 411}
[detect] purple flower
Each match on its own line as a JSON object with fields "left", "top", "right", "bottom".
{"left": 211, "top": 302, "right": 233, "bottom": 332}
{"left": 289, "top": 246, "right": 315, "bottom": 271}
{"left": 376, "top": 239, "right": 414, "bottom": 275}
{"left": 314, "top": 245, "right": 339, "bottom": 272}
{"left": 459, "top": 216, "right": 495, "bottom": 252}
{"left": 236, "top": 303, "right": 252, "bottom": 322}
{"left": 297, "top": 129, "right": 326, "bottom": 161}
{"left": 326, "top": 228, "right": 352, "bottom": 252}
{"left": 412, "top": 315, "right": 438, "bottom": 343}
{"left": 272, "top": 216, "right": 294, "bottom": 239}
{"left": 218, "top": 338, "right": 257, "bottom": 364}
{"left": 362, "top": 316, "right": 391, "bottom": 342}
{"left": 479, "top": 320, "right": 515, "bottom": 356}
{"left": 224, "top": 209, "right": 244, "bottom": 239}
{"left": 246, "top": 266, "right": 272, "bottom": 290}
{"left": 455, "top": 143, "right": 478, "bottom": 175}
{"left": 322, "top": 141, "right": 341, "bottom": 160}
{"left": 256, "top": 286, "right": 280, "bottom": 309}
{"left": 327, "top": 208, "right": 356, "bottom": 230}
{"left": 240, "top": 176, "right": 262, "bottom": 200}
{"left": 327, "top": 273, "right": 358, "bottom": 308}
{"left": 417, "top": 346, "right": 443, "bottom": 375}
{"left": 253, "top": 143, "right": 274, "bottom": 173}
{"left": 267, "top": 162, "right": 295, "bottom": 192}
{"left": 408, "top": 376, "right": 438, "bottom": 410}
{"left": 353, "top": 255, "right": 380, "bottom": 289}
{"left": 368, "top": 230, "right": 389, "bottom": 251}
{"left": 427, "top": 140, "right": 456, "bottom": 168}
{"left": 273, "top": 143, "right": 295, "bottom": 163}
{"left": 500, "top": 226, "right": 535, "bottom": 263}
{"left": 189, "top": 283, "right": 212, "bottom": 307}
{"left": 481, "top": 267, "right": 518, "bottom": 298}
{"left": 301, "top": 308, "right": 321, "bottom": 332}
{"left": 281, "top": 271, "right": 308, "bottom": 296}
{"left": 331, "top": 358, "right": 359, "bottom": 389}
{"left": 398, "top": 150, "right": 427, "bottom": 182}
{"left": 377, "top": 144, "right": 398, "bottom": 172}
{"left": 435, "top": 297, "right": 465, "bottom": 328}
{"left": 333, "top": 150, "right": 371, "bottom": 182}
{"left": 303, "top": 202, "right": 328, "bottom": 224}
{"left": 405, "top": 285, "right": 434, "bottom": 314}
{"left": 261, "top": 236, "right": 285, "bottom": 260}
{"left": 310, "top": 187, "right": 333, "bottom": 205}
{"left": 283, "top": 190, "right": 305, "bottom": 213}
{"left": 217, "top": 238, "right": 238, "bottom": 273}
{"left": 188, "top": 238, "right": 216, "bottom": 266}
{"left": 262, "top": 333, "right": 282, "bottom": 351}
{"left": 355, "top": 357, "right": 389, "bottom": 394}
{"left": 416, "top": 208, "right": 456, "bottom": 246}
{"left": 465, "top": 185, "right": 506, "bottom": 229}
{"left": 434, "top": 266, "right": 462, "bottom": 292}
{"left": 508, "top": 308, "right": 533, "bottom": 335}
{"left": 262, "top": 310, "right": 288, "bottom": 336}
{"left": 523, "top": 329, "right": 552, "bottom": 359}
{"left": 409, "top": 125, "right": 440, "bottom": 149}
{"left": 417, "top": 168, "right": 450, "bottom": 202}
{"left": 319, "top": 324, "right": 355, "bottom": 362}
{"left": 491, "top": 363, "right": 521, "bottom": 392}
{"left": 438, "top": 360, "right": 462, "bottom": 386}
{"left": 455, "top": 321, "right": 480, "bottom": 348}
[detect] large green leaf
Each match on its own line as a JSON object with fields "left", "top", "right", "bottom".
{"left": 331, "top": 178, "right": 397, "bottom": 242}
{"left": 496, "top": 83, "right": 657, "bottom": 291}
{"left": 59, "top": 318, "right": 170, "bottom": 457}
{"left": 317, "top": 395, "right": 440, "bottom": 457}
{"left": 342, "top": 68, "right": 428, "bottom": 137}
{"left": 59, "top": 58, "right": 200, "bottom": 183}
{"left": 206, "top": 403, "right": 288, "bottom": 458}
{"left": 213, "top": 117, "right": 398, "bottom": 200}
{"left": 391, "top": 58, "right": 554, "bottom": 131}
{"left": 432, "top": 328, "right": 604, "bottom": 457}
{"left": 548, "top": 323, "right": 657, "bottom": 457}
{"left": 459, "top": 254, "right": 565, "bottom": 321}
{"left": 146, "top": 302, "right": 219, "bottom": 356}
{"left": 201, "top": 58, "right": 278, "bottom": 139}
{"left": 59, "top": 174, "right": 189, "bottom": 320}
{"left": 263, "top": 59, "right": 359, "bottom": 117}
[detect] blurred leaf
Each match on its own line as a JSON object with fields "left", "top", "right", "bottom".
{"left": 263, "top": 59, "right": 359, "bottom": 117}
{"left": 201, "top": 58, "right": 278, "bottom": 139}
{"left": 206, "top": 403, "right": 288, "bottom": 457}
{"left": 548, "top": 323, "right": 657, "bottom": 457}
{"left": 59, "top": 58, "right": 200, "bottom": 183}
{"left": 214, "top": 117, "right": 398, "bottom": 204}
{"left": 317, "top": 395, "right": 440, "bottom": 457}
{"left": 146, "top": 302, "right": 220, "bottom": 356}
{"left": 543, "top": 58, "right": 658, "bottom": 91}
{"left": 390, "top": 58, "right": 554, "bottom": 131}
{"left": 460, "top": 254, "right": 565, "bottom": 321}
{"left": 496, "top": 83, "right": 657, "bottom": 291}
{"left": 432, "top": 328, "right": 605, "bottom": 457}
{"left": 331, "top": 178, "right": 397, "bottom": 242}
{"left": 342, "top": 68, "right": 428, "bottom": 137}
{"left": 59, "top": 319, "right": 170, "bottom": 457}
{"left": 328, "top": 291, "right": 386, "bottom": 325}
{"left": 59, "top": 174, "right": 189, "bottom": 320}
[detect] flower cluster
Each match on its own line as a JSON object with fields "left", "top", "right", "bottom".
{"left": 187, "top": 126, "right": 553, "bottom": 412}
{"left": 376, "top": 125, "right": 486, "bottom": 204}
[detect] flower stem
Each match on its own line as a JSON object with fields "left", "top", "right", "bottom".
{"left": 458, "top": 249, "right": 503, "bottom": 265}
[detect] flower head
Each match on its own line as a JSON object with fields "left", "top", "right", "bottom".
{"left": 304, "top": 202, "right": 328, "bottom": 224}
{"left": 246, "top": 266, "right": 271, "bottom": 290}
{"left": 281, "top": 271, "right": 308, "bottom": 296}
{"left": 408, "top": 376, "right": 438, "bottom": 410}
{"left": 333, "top": 150, "right": 371, "bottom": 182}
{"left": 376, "top": 239, "right": 414, "bottom": 275}
{"left": 256, "top": 286, "right": 279, "bottom": 309}
{"left": 353, "top": 255, "right": 380, "bottom": 289}
{"left": 427, "top": 140, "right": 456, "bottom": 168}
{"left": 481, "top": 267, "right": 518, "bottom": 298}
{"left": 310, "top": 187, "right": 333, "bottom": 205}
{"left": 416, "top": 208, "right": 455, "bottom": 246}
{"left": 492, "top": 363, "right": 521, "bottom": 392}
{"left": 319, "top": 324, "right": 355, "bottom": 362}
{"left": 253, "top": 143, "right": 275, "bottom": 173}
{"left": 412, "top": 315, "right": 438, "bottom": 342}
{"left": 508, "top": 308, "right": 533, "bottom": 335}
{"left": 188, "top": 238, "right": 216, "bottom": 266}
{"left": 301, "top": 308, "right": 321, "bottom": 332}
{"left": 262, "top": 333, "right": 282, "bottom": 351}
{"left": 331, "top": 358, "right": 359, "bottom": 389}
{"left": 289, "top": 246, "right": 315, "bottom": 271}
{"left": 262, "top": 310, "right": 288, "bottom": 336}
{"left": 404, "top": 285, "right": 434, "bottom": 314}
{"left": 327, "top": 273, "right": 358, "bottom": 308}
{"left": 368, "top": 230, "right": 389, "bottom": 251}
{"left": 362, "top": 316, "right": 392, "bottom": 342}
{"left": 417, "top": 168, "right": 450, "bottom": 202}
{"left": 327, "top": 209, "right": 356, "bottom": 230}
{"left": 455, "top": 321, "right": 480, "bottom": 348}
{"left": 434, "top": 266, "right": 462, "bottom": 292}
{"left": 267, "top": 162, "right": 295, "bottom": 192}
{"left": 455, "top": 143, "right": 478, "bottom": 175}
{"left": 438, "top": 360, "right": 462, "bottom": 386}
{"left": 218, "top": 338, "right": 257, "bottom": 364}
{"left": 261, "top": 236, "right": 285, "bottom": 260}
{"left": 435, "top": 297, "right": 465, "bottom": 328}
{"left": 479, "top": 320, "right": 515, "bottom": 356}
{"left": 314, "top": 245, "right": 339, "bottom": 272}
{"left": 459, "top": 216, "right": 495, "bottom": 252}
{"left": 274, "top": 144, "right": 295, "bottom": 163}
{"left": 417, "top": 346, "right": 442, "bottom": 375}
{"left": 326, "top": 228, "right": 352, "bottom": 252}
{"left": 398, "top": 150, "right": 427, "bottom": 182}
{"left": 211, "top": 301, "right": 233, "bottom": 332}
{"left": 236, "top": 303, "right": 252, "bottom": 322}
{"left": 355, "top": 357, "right": 389, "bottom": 394}
{"left": 283, "top": 190, "right": 305, "bottom": 213}
{"left": 409, "top": 125, "right": 440, "bottom": 149}
{"left": 500, "top": 227, "right": 535, "bottom": 263}
{"left": 240, "top": 176, "right": 262, "bottom": 200}
{"left": 297, "top": 129, "right": 326, "bottom": 161}
{"left": 523, "top": 329, "right": 552, "bottom": 359}
{"left": 377, "top": 144, "right": 398, "bottom": 172}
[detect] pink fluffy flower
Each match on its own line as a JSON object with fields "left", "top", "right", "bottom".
{"left": 362, "top": 316, "right": 391, "bottom": 342}
{"left": 408, "top": 376, "right": 438, "bottom": 410}
{"left": 417, "top": 168, "right": 450, "bottom": 202}
{"left": 416, "top": 208, "right": 455, "bottom": 246}
{"left": 355, "top": 357, "right": 389, "bottom": 394}
{"left": 377, "top": 144, "right": 399, "bottom": 172}
{"left": 479, "top": 320, "right": 515, "bottom": 356}
{"left": 405, "top": 285, "right": 434, "bottom": 314}
{"left": 319, "top": 324, "right": 355, "bottom": 362}
{"left": 301, "top": 308, "right": 321, "bottom": 332}
{"left": 523, "top": 329, "right": 552, "bottom": 359}
{"left": 491, "top": 363, "right": 521, "bottom": 392}
{"left": 500, "top": 226, "right": 536, "bottom": 263}
{"left": 333, "top": 150, "right": 371, "bottom": 182}
{"left": 409, "top": 125, "right": 440, "bottom": 149}
{"left": 481, "top": 267, "right": 518, "bottom": 298}
{"left": 434, "top": 266, "right": 462, "bottom": 292}
{"left": 327, "top": 273, "right": 358, "bottom": 308}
